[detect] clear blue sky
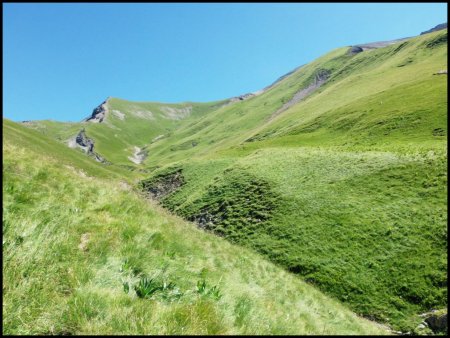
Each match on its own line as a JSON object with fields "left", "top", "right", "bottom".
{"left": 3, "top": 3, "right": 447, "bottom": 122}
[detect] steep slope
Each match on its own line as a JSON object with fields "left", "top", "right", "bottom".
{"left": 3, "top": 119, "right": 388, "bottom": 335}
{"left": 3, "top": 118, "right": 135, "bottom": 180}
{"left": 23, "top": 30, "right": 446, "bottom": 168}
{"left": 15, "top": 28, "right": 447, "bottom": 333}
{"left": 134, "top": 29, "right": 447, "bottom": 333}
{"left": 143, "top": 29, "right": 447, "bottom": 164}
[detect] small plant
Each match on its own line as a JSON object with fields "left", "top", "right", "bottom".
{"left": 208, "top": 285, "right": 222, "bottom": 300}
{"left": 196, "top": 279, "right": 207, "bottom": 295}
{"left": 120, "top": 258, "right": 131, "bottom": 273}
{"left": 123, "top": 281, "right": 130, "bottom": 294}
{"left": 196, "top": 279, "right": 222, "bottom": 300}
{"left": 134, "top": 276, "right": 164, "bottom": 299}
{"left": 132, "top": 275, "right": 180, "bottom": 301}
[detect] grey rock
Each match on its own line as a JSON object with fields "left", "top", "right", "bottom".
{"left": 352, "top": 37, "right": 411, "bottom": 51}
{"left": 74, "top": 129, "right": 109, "bottom": 164}
{"left": 421, "top": 23, "right": 447, "bottom": 35}
{"left": 228, "top": 93, "right": 256, "bottom": 103}
{"left": 83, "top": 98, "right": 110, "bottom": 123}
{"left": 269, "top": 68, "right": 330, "bottom": 120}
{"left": 348, "top": 46, "right": 364, "bottom": 55}
{"left": 425, "top": 313, "right": 447, "bottom": 333}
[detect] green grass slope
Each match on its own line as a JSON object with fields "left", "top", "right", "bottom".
{"left": 139, "top": 145, "right": 447, "bottom": 332}
{"left": 142, "top": 30, "right": 447, "bottom": 165}
{"left": 136, "top": 30, "right": 448, "bottom": 333}
{"left": 3, "top": 118, "right": 135, "bottom": 180}
{"left": 22, "top": 30, "right": 446, "bottom": 168}
{"left": 247, "top": 30, "right": 447, "bottom": 150}
{"left": 13, "top": 29, "right": 447, "bottom": 333}
{"left": 2, "top": 119, "right": 388, "bottom": 335}
{"left": 23, "top": 98, "right": 228, "bottom": 167}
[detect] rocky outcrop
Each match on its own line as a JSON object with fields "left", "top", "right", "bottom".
{"left": 83, "top": 98, "right": 109, "bottom": 123}
{"left": 347, "top": 46, "right": 364, "bottom": 55}
{"left": 269, "top": 68, "right": 331, "bottom": 120}
{"left": 414, "top": 310, "right": 448, "bottom": 334}
{"left": 75, "top": 129, "right": 94, "bottom": 153}
{"left": 420, "top": 23, "right": 447, "bottom": 35}
{"left": 348, "top": 36, "right": 412, "bottom": 54}
{"left": 423, "top": 310, "right": 447, "bottom": 333}
{"left": 68, "top": 128, "right": 109, "bottom": 164}
{"left": 229, "top": 93, "right": 256, "bottom": 103}
{"left": 128, "top": 146, "right": 148, "bottom": 165}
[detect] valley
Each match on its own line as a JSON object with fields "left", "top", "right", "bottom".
{"left": 3, "top": 26, "right": 447, "bottom": 335}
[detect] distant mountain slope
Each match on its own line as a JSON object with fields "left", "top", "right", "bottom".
{"left": 421, "top": 22, "right": 447, "bottom": 35}
{"left": 23, "top": 98, "right": 228, "bottom": 166}
{"left": 22, "top": 29, "right": 447, "bottom": 170}
{"left": 139, "top": 29, "right": 446, "bottom": 166}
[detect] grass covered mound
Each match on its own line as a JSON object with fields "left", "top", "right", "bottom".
{"left": 2, "top": 123, "right": 388, "bottom": 335}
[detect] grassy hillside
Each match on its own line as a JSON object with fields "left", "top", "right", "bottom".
{"left": 13, "top": 28, "right": 447, "bottom": 333}
{"left": 3, "top": 119, "right": 136, "bottom": 180}
{"left": 23, "top": 98, "right": 228, "bottom": 166}
{"left": 140, "top": 145, "right": 447, "bottom": 332}
{"left": 2, "top": 120, "right": 388, "bottom": 335}
{"left": 141, "top": 30, "right": 447, "bottom": 165}
{"left": 23, "top": 31, "right": 447, "bottom": 168}
{"left": 135, "top": 30, "right": 448, "bottom": 333}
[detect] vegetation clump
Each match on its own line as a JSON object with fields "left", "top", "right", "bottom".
{"left": 140, "top": 167, "right": 185, "bottom": 199}
{"left": 179, "top": 169, "right": 280, "bottom": 240}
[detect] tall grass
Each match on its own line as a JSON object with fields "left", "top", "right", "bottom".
{"left": 2, "top": 138, "right": 387, "bottom": 335}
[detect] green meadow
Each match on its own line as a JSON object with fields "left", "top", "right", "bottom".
{"left": 5, "top": 29, "right": 447, "bottom": 334}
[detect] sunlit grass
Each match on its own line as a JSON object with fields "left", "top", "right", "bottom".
{"left": 2, "top": 139, "right": 388, "bottom": 335}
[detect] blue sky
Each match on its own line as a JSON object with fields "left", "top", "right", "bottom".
{"left": 3, "top": 3, "right": 447, "bottom": 122}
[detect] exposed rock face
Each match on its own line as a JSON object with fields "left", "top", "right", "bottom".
{"left": 68, "top": 128, "right": 109, "bottom": 164}
{"left": 229, "top": 93, "right": 256, "bottom": 103}
{"left": 350, "top": 37, "right": 411, "bottom": 53}
{"left": 75, "top": 129, "right": 94, "bottom": 153}
{"left": 269, "top": 68, "right": 331, "bottom": 120}
{"left": 421, "top": 22, "right": 447, "bottom": 35}
{"left": 347, "top": 46, "right": 364, "bottom": 55}
{"left": 83, "top": 98, "right": 109, "bottom": 123}
{"left": 128, "top": 146, "right": 148, "bottom": 165}
{"left": 424, "top": 312, "right": 447, "bottom": 333}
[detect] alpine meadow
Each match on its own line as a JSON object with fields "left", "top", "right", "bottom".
{"left": 3, "top": 9, "right": 447, "bottom": 336}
